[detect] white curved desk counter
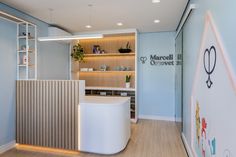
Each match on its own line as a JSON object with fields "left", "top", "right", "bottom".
{"left": 78, "top": 96, "right": 131, "bottom": 155}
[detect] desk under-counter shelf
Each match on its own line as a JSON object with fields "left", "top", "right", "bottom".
{"left": 85, "top": 86, "right": 137, "bottom": 123}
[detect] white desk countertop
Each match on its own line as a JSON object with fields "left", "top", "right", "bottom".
{"left": 80, "top": 96, "right": 130, "bottom": 105}
{"left": 85, "top": 86, "right": 135, "bottom": 91}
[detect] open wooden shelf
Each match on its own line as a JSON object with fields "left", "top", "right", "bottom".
{"left": 85, "top": 86, "right": 135, "bottom": 91}
{"left": 84, "top": 53, "right": 135, "bottom": 57}
{"left": 78, "top": 70, "right": 135, "bottom": 73}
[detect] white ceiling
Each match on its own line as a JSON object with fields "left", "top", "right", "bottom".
{"left": 1, "top": 0, "right": 188, "bottom": 33}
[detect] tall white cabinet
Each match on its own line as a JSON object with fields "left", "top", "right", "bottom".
{"left": 17, "top": 22, "right": 37, "bottom": 80}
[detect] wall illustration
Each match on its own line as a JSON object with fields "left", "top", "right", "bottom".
{"left": 203, "top": 46, "right": 216, "bottom": 88}
{"left": 191, "top": 12, "right": 236, "bottom": 157}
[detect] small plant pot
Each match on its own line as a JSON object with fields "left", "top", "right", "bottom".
{"left": 125, "top": 82, "right": 130, "bottom": 88}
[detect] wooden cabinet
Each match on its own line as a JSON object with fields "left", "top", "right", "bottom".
{"left": 72, "top": 33, "right": 136, "bottom": 88}
{"left": 71, "top": 30, "right": 138, "bottom": 123}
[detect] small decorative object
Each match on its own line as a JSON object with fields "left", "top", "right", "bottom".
{"left": 100, "top": 92, "right": 106, "bottom": 96}
{"left": 120, "top": 66, "right": 126, "bottom": 71}
{"left": 100, "top": 64, "right": 108, "bottom": 71}
{"left": 23, "top": 55, "right": 27, "bottom": 64}
{"left": 119, "top": 42, "right": 132, "bottom": 53}
{"left": 28, "top": 33, "right": 32, "bottom": 38}
{"left": 80, "top": 68, "right": 88, "bottom": 72}
{"left": 22, "top": 32, "right": 31, "bottom": 37}
{"left": 120, "top": 92, "right": 128, "bottom": 97}
{"left": 71, "top": 43, "right": 85, "bottom": 62}
{"left": 126, "top": 67, "right": 131, "bottom": 71}
{"left": 21, "top": 45, "right": 26, "bottom": 50}
{"left": 125, "top": 75, "right": 131, "bottom": 88}
{"left": 101, "top": 50, "right": 105, "bottom": 54}
{"left": 93, "top": 45, "right": 101, "bottom": 54}
{"left": 88, "top": 68, "right": 94, "bottom": 71}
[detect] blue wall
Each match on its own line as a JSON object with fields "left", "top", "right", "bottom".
{"left": 0, "top": 18, "right": 17, "bottom": 146}
{"left": 39, "top": 42, "right": 69, "bottom": 80}
{"left": 182, "top": 0, "right": 236, "bottom": 148}
{"left": 0, "top": 3, "right": 70, "bottom": 80}
{"left": 138, "top": 32, "right": 176, "bottom": 119}
{"left": 0, "top": 3, "right": 69, "bottom": 147}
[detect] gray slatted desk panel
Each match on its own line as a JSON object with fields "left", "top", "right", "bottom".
{"left": 16, "top": 80, "right": 79, "bottom": 150}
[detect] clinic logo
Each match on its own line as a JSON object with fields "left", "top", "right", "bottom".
{"left": 140, "top": 56, "right": 147, "bottom": 64}
{"left": 203, "top": 46, "right": 217, "bottom": 88}
{"left": 140, "top": 54, "right": 176, "bottom": 66}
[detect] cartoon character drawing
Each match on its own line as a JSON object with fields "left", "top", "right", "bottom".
{"left": 195, "top": 102, "right": 201, "bottom": 146}
{"left": 202, "top": 138, "right": 206, "bottom": 157}
{"left": 201, "top": 118, "right": 207, "bottom": 139}
{"left": 208, "top": 138, "right": 216, "bottom": 155}
{"left": 200, "top": 117, "right": 208, "bottom": 157}
{"left": 195, "top": 101, "right": 217, "bottom": 157}
{"left": 223, "top": 149, "right": 231, "bottom": 157}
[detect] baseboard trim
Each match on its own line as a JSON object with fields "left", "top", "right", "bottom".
{"left": 181, "top": 133, "right": 193, "bottom": 157}
{"left": 175, "top": 117, "right": 182, "bottom": 122}
{"left": 139, "top": 115, "right": 175, "bottom": 121}
{"left": 0, "top": 141, "right": 16, "bottom": 154}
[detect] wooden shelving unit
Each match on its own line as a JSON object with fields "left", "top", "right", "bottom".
{"left": 71, "top": 30, "right": 138, "bottom": 123}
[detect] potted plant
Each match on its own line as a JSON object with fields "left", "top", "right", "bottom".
{"left": 119, "top": 42, "right": 132, "bottom": 53}
{"left": 125, "top": 75, "right": 131, "bottom": 88}
{"left": 71, "top": 43, "right": 85, "bottom": 62}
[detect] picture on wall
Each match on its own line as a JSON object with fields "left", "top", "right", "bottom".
{"left": 191, "top": 12, "right": 236, "bottom": 157}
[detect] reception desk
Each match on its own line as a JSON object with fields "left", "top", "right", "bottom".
{"left": 16, "top": 80, "right": 131, "bottom": 154}
{"left": 78, "top": 96, "right": 130, "bottom": 154}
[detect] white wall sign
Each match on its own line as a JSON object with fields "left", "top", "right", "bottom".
{"left": 191, "top": 12, "right": 236, "bottom": 157}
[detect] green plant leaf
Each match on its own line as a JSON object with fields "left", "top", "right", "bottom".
{"left": 71, "top": 43, "right": 85, "bottom": 62}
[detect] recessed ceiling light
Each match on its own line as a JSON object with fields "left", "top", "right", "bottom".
{"left": 152, "top": 0, "right": 160, "bottom": 3}
{"left": 117, "top": 22, "right": 123, "bottom": 26}
{"left": 86, "top": 25, "right": 92, "bottom": 28}
{"left": 154, "top": 19, "right": 160, "bottom": 23}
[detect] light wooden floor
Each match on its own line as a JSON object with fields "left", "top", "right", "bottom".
{"left": 0, "top": 120, "right": 187, "bottom": 157}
